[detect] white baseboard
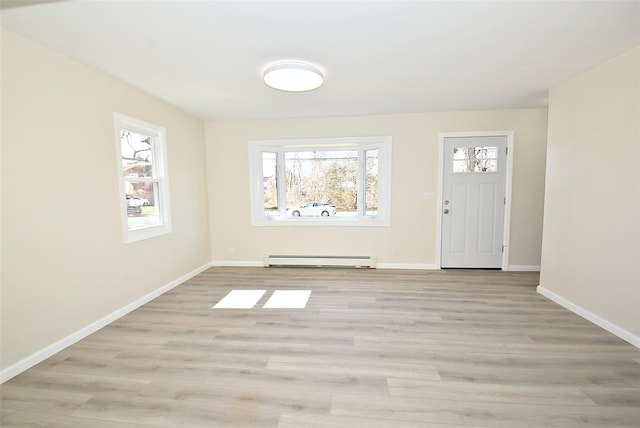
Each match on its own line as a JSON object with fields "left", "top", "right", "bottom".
{"left": 207, "top": 261, "right": 539, "bottom": 272}
{"left": 507, "top": 265, "right": 541, "bottom": 271}
{"left": 0, "top": 261, "right": 212, "bottom": 384}
{"left": 212, "top": 260, "right": 439, "bottom": 270}
{"left": 210, "top": 260, "right": 263, "bottom": 267}
{"left": 376, "top": 263, "right": 439, "bottom": 270}
{"left": 537, "top": 286, "right": 640, "bottom": 349}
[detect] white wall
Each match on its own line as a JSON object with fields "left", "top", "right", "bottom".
{"left": 539, "top": 45, "right": 640, "bottom": 344}
{"left": 1, "top": 29, "right": 211, "bottom": 373}
{"left": 205, "top": 109, "right": 547, "bottom": 269}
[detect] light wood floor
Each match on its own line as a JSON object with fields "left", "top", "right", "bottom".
{"left": 2, "top": 267, "right": 639, "bottom": 427}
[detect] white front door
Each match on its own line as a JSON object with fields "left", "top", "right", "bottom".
{"left": 441, "top": 135, "right": 508, "bottom": 268}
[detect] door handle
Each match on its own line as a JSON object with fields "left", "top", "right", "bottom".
{"left": 444, "top": 209, "right": 450, "bottom": 214}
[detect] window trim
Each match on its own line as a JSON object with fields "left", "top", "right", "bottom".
{"left": 248, "top": 136, "right": 392, "bottom": 226}
{"left": 114, "top": 113, "right": 172, "bottom": 243}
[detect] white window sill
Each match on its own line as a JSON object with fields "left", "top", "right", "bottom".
{"left": 251, "top": 217, "right": 390, "bottom": 227}
{"left": 124, "top": 224, "right": 172, "bottom": 243}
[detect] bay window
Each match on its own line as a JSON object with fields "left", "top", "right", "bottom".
{"left": 249, "top": 136, "right": 391, "bottom": 226}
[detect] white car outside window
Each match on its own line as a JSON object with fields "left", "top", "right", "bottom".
{"left": 287, "top": 201, "right": 336, "bottom": 217}
{"left": 126, "top": 196, "right": 149, "bottom": 207}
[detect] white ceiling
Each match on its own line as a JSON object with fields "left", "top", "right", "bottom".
{"left": 2, "top": 1, "right": 639, "bottom": 120}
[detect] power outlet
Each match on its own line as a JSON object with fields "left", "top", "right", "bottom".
{"left": 391, "top": 248, "right": 398, "bottom": 257}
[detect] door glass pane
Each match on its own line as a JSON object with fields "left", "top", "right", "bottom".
{"left": 453, "top": 147, "right": 468, "bottom": 160}
{"left": 262, "top": 152, "right": 278, "bottom": 216}
{"left": 453, "top": 160, "right": 468, "bottom": 173}
{"left": 479, "top": 147, "right": 497, "bottom": 159}
{"left": 453, "top": 146, "right": 497, "bottom": 173}
{"left": 477, "top": 159, "right": 497, "bottom": 172}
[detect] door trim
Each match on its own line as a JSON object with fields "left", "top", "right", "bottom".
{"left": 436, "top": 131, "right": 514, "bottom": 270}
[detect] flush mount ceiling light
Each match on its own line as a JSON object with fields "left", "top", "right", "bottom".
{"left": 263, "top": 61, "right": 324, "bottom": 92}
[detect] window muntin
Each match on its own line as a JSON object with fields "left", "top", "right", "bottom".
{"left": 249, "top": 137, "right": 391, "bottom": 226}
{"left": 453, "top": 146, "right": 497, "bottom": 173}
{"left": 115, "top": 113, "right": 171, "bottom": 243}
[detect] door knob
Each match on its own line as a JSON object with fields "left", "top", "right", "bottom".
{"left": 444, "top": 209, "right": 450, "bottom": 214}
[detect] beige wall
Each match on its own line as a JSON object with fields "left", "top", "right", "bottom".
{"left": 540, "top": 46, "right": 640, "bottom": 338}
{"left": 1, "top": 30, "right": 211, "bottom": 370}
{"left": 205, "top": 109, "right": 547, "bottom": 268}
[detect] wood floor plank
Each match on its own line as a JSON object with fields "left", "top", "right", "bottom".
{"left": 0, "top": 384, "right": 93, "bottom": 415}
{"left": 1, "top": 409, "right": 153, "bottom": 428}
{"left": 331, "top": 392, "right": 640, "bottom": 427}
{"left": 387, "top": 378, "right": 595, "bottom": 406}
{"left": 278, "top": 411, "right": 484, "bottom": 428}
{"left": 266, "top": 355, "right": 441, "bottom": 381}
{"left": 70, "top": 392, "right": 281, "bottom": 428}
{"left": 1, "top": 369, "right": 151, "bottom": 396}
{"left": 2, "top": 267, "right": 639, "bottom": 427}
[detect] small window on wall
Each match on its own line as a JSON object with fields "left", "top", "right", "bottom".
{"left": 249, "top": 136, "right": 391, "bottom": 226}
{"left": 114, "top": 113, "right": 171, "bottom": 243}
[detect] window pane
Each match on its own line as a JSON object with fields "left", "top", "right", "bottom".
{"left": 126, "top": 181, "right": 161, "bottom": 230}
{"left": 479, "top": 146, "right": 497, "bottom": 159}
{"left": 365, "top": 149, "right": 379, "bottom": 215}
{"left": 284, "top": 150, "right": 357, "bottom": 217}
{"left": 453, "top": 146, "right": 497, "bottom": 173}
{"left": 453, "top": 160, "right": 468, "bottom": 173}
{"left": 262, "top": 152, "right": 278, "bottom": 216}
{"left": 121, "top": 130, "right": 153, "bottom": 178}
{"left": 479, "top": 159, "right": 497, "bottom": 172}
{"left": 453, "top": 147, "right": 468, "bottom": 160}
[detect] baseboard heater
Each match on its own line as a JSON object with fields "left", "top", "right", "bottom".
{"left": 264, "top": 255, "right": 376, "bottom": 269}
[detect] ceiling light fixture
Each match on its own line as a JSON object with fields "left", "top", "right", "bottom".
{"left": 263, "top": 61, "right": 324, "bottom": 92}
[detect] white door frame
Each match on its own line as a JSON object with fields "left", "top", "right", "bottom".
{"left": 436, "top": 131, "right": 514, "bottom": 270}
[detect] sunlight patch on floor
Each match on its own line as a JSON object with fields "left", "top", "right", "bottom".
{"left": 212, "top": 290, "right": 266, "bottom": 309}
{"left": 212, "top": 290, "right": 312, "bottom": 309}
